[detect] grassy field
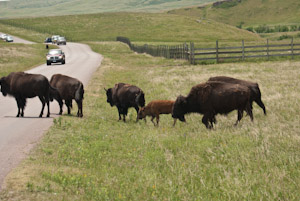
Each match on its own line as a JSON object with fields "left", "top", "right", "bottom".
{"left": 0, "top": 12, "right": 262, "bottom": 43}
{"left": 0, "top": 41, "right": 51, "bottom": 77}
{"left": 169, "top": 0, "right": 300, "bottom": 27}
{"left": 0, "top": 0, "right": 216, "bottom": 19}
{"left": 1, "top": 41, "right": 299, "bottom": 200}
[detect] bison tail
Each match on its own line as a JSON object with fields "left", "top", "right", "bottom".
{"left": 135, "top": 91, "right": 145, "bottom": 107}
{"left": 75, "top": 83, "right": 84, "bottom": 101}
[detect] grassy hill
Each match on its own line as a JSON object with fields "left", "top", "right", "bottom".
{"left": 0, "top": 0, "right": 216, "bottom": 18}
{"left": 168, "top": 0, "right": 300, "bottom": 27}
{"left": 0, "top": 12, "right": 262, "bottom": 43}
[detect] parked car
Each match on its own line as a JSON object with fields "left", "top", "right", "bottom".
{"left": 56, "top": 36, "right": 66, "bottom": 45}
{"left": 51, "top": 35, "right": 60, "bottom": 44}
{"left": 0, "top": 34, "right": 8, "bottom": 40}
{"left": 46, "top": 49, "right": 65, "bottom": 66}
{"left": 44, "top": 37, "right": 52, "bottom": 43}
{"left": 5, "top": 36, "right": 13, "bottom": 42}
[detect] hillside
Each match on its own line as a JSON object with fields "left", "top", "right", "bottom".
{"left": 0, "top": 0, "right": 216, "bottom": 19}
{"left": 0, "top": 12, "right": 262, "bottom": 43}
{"left": 168, "top": 0, "right": 300, "bottom": 27}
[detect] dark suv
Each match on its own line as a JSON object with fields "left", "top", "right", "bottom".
{"left": 46, "top": 49, "right": 65, "bottom": 65}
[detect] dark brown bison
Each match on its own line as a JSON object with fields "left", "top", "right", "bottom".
{"left": 0, "top": 72, "right": 55, "bottom": 117}
{"left": 105, "top": 83, "right": 145, "bottom": 122}
{"left": 50, "top": 74, "right": 84, "bottom": 117}
{"left": 138, "top": 100, "right": 176, "bottom": 126}
{"left": 172, "top": 81, "right": 253, "bottom": 129}
{"left": 208, "top": 76, "right": 266, "bottom": 115}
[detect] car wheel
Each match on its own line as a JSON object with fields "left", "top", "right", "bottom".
{"left": 62, "top": 60, "right": 65, "bottom": 65}
{"left": 47, "top": 61, "right": 51, "bottom": 66}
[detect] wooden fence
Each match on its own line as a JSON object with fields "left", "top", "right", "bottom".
{"left": 117, "top": 37, "right": 188, "bottom": 60}
{"left": 117, "top": 37, "right": 300, "bottom": 64}
{"left": 189, "top": 39, "right": 300, "bottom": 64}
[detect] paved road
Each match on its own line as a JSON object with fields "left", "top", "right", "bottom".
{"left": 0, "top": 32, "right": 36, "bottom": 44}
{"left": 0, "top": 37, "right": 103, "bottom": 190}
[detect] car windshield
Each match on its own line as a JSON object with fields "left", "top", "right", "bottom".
{"left": 48, "top": 49, "right": 62, "bottom": 55}
{"left": 58, "top": 37, "right": 65, "bottom": 40}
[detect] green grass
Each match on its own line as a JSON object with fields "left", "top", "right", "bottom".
{"left": 0, "top": 0, "right": 216, "bottom": 19}
{"left": 0, "top": 41, "right": 52, "bottom": 77}
{"left": 169, "top": 0, "right": 300, "bottom": 28}
{"left": 0, "top": 12, "right": 262, "bottom": 43}
{"left": 1, "top": 42, "right": 299, "bottom": 200}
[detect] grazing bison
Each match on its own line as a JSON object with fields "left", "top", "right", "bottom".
{"left": 208, "top": 76, "right": 266, "bottom": 115}
{"left": 138, "top": 100, "right": 176, "bottom": 127}
{"left": 105, "top": 83, "right": 145, "bottom": 122}
{"left": 172, "top": 81, "right": 253, "bottom": 129}
{"left": 0, "top": 72, "right": 54, "bottom": 117}
{"left": 50, "top": 74, "right": 84, "bottom": 117}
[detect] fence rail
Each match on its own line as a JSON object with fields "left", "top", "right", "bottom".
{"left": 117, "top": 36, "right": 299, "bottom": 64}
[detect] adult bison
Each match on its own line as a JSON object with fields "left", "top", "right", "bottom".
{"left": 0, "top": 72, "right": 54, "bottom": 117}
{"left": 208, "top": 76, "right": 266, "bottom": 115}
{"left": 172, "top": 81, "right": 253, "bottom": 129}
{"left": 105, "top": 83, "right": 145, "bottom": 122}
{"left": 49, "top": 74, "right": 84, "bottom": 117}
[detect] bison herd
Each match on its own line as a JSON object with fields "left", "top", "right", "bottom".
{"left": 0, "top": 72, "right": 84, "bottom": 118}
{"left": 0, "top": 72, "right": 266, "bottom": 129}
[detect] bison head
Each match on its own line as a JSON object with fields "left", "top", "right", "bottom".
{"left": 104, "top": 88, "right": 114, "bottom": 107}
{"left": 137, "top": 107, "right": 146, "bottom": 120}
{"left": 0, "top": 77, "right": 9, "bottom": 96}
{"left": 172, "top": 95, "right": 187, "bottom": 122}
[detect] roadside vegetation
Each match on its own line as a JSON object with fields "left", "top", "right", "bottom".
{"left": 0, "top": 41, "right": 50, "bottom": 77}
{"left": 1, "top": 41, "right": 299, "bottom": 200}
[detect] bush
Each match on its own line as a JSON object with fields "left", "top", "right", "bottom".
{"left": 278, "top": 34, "right": 291, "bottom": 40}
{"left": 246, "top": 27, "right": 254, "bottom": 32}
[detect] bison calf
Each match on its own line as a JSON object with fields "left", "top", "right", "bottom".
{"left": 172, "top": 81, "right": 253, "bottom": 129}
{"left": 50, "top": 74, "right": 84, "bottom": 117}
{"left": 138, "top": 100, "right": 176, "bottom": 126}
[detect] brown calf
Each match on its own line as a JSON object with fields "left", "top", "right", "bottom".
{"left": 138, "top": 100, "right": 176, "bottom": 126}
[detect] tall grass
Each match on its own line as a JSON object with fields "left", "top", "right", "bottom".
{"left": 1, "top": 42, "right": 299, "bottom": 200}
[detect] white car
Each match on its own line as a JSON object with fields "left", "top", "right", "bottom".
{"left": 51, "top": 35, "right": 60, "bottom": 44}
{"left": 6, "top": 36, "right": 13, "bottom": 42}
{"left": 0, "top": 34, "right": 8, "bottom": 40}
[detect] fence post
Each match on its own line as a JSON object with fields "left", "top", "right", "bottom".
{"left": 291, "top": 37, "right": 294, "bottom": 59}
{"left": 192, "top": 42, "right": 195, "bottom": 65}
{"left": 216, "top": 40, "right": 219, "bottom": 63}
{"left": 242, "top": 40, "right": 245, "bottom": 61}
{"left": 267, "top": 39, "right": 269, "bottom": 60}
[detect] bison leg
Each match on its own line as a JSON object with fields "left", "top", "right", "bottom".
{"left": 150, "top": 116, "right": 156, "bottom": 126}
{"left": 255, "top": 99, "right": 267, "bottom": 115}
{"left": 65, "top": 100, "right": 72, "bottom": 115}
{"left": 155, "top": 114, "right": 160, "bottom": 127}
{"left": 246, "top": 103, "right": 254, "bottom": 122}
{"left": 172, "top": 118, "right": 177, "bottom": 127}
{"left": 15, "top": 98, "right": 21, "bottom": 117}
{"left": 76, "top": 99, "right": 83, "bottom": 117}
{"left": 38, "top": 96, "right": 46, "bottom": 117}
{"left": 234, "top": 110, "right": 244, "bottom": 126}
{"left": 202, "top": 114, "right": 212, "bottom": 129}
{"left": 134, "top": 106, "right": 139, "bottom": 122}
